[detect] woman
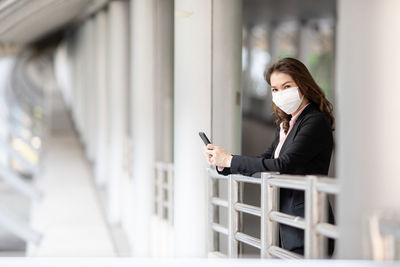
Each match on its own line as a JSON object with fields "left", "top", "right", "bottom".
{"left": 203, "top": 57, "right": 335, "bottom": 256}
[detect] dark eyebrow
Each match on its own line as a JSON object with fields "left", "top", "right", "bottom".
{"left": 271, "top": 80, "right": 292, "bottom": 89}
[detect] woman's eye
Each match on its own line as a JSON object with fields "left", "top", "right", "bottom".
{"left": 284, "top": 85, "right": 291, "bottom": 89}
{"left": 271, "top": 88, "right": 277, "bottom": 92}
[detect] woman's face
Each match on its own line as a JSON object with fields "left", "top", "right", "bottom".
{"left": 270, "top": 71, "right": 302, "bottom": 97}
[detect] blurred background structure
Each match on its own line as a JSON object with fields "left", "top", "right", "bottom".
{"left": 0, "top": 0, "right": 400, "bottom": 265}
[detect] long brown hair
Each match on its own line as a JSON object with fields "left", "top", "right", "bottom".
{"left": 265, "top": 58, "right": 335, "bottom": 134}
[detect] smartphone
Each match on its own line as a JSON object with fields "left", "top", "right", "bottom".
{"left": 199, "top": 132, "right": 211, "bottom": 145}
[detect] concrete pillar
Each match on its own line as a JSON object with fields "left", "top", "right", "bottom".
{"left": 94, "top": 10, "right": 109, "bottom": 187}
{"left": 130, "top": 0, "right": 156, "bottom": 256}
{"left": 336, "top": 0, "right": 400, "bottom": 259}
{"left": 107, "top": 0, "right": 130, "bottom": 225}
{"left": 212, "top": 0, "right": 242, "bottom": 155}
{"left": 297, "top": 20, "right": 310, "bottom": 65}
{"left": 268, "top": 22, "right": 278, "bottom": 64}
{"left": 69, "top": 30, "right": 79, "bottom": 131}
{"left": 81, "top": 20, "right": 91, "bottom": 149}
{"left": 84, "top": 18, "right": 96, "bottom": 162}
{"left": 174, "top": 0, "right": 242, "bottom": 257}
{"left": 154, "top": 0, "right": 174, "bottom": 163}
{"left": 73, "top": 26, "right": 85, "bottom": 137}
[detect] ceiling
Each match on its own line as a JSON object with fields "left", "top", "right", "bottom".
{"left": 0, "top": 0, "right": 109, "bottom": 44}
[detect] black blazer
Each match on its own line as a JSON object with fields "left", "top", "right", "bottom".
{"left": 218, "top": 103, "right": 334, "bottom": 253}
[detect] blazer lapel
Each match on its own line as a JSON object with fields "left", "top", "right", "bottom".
{"left": 279, "top": 104, "right": 314, "bottom": 155}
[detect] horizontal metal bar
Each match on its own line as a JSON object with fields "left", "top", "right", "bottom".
{"left": 267, "top": 177, "right": 307, "bottom": 190}
{"left": 0, "top": 205, "right": 42, "bottom": 245}
{"left": 208, "top": 251, "right": 227, "bottom": 258}
{"left": 234, "top": 203, "right": 261, "bottom": 217}
{"left": 162, "top": 202, "right": 169, "bottom": 208}
{"left": 0, "top": 166, "right": 42, "bottom": 200}
{"left": 268, "top": 245, "right": 304, "bottom": 259}
{"left": 235, "top": 232, "right": 261, "bottom": 249}
{"left": 269, "top": 211, "right": 305, "bottom": 230}
{"left": 211, "top": 197, "right": 228, "bottom": 208}
{"left": 162, "top": 183, "right": 169, "bottom": 190}
{"left": 207, "top": 168, "right": 228, "bottom": 180}
{"left": 211, "top": 223, "right": 228, "bottom": 236}
{"left": 316, "top": 178, "right": 340, "bottom": 195}
{"left": 232, "top": 174, "right": 261, "bottom": 184}
{"left": 316, "top": 223, "right": 339, "bottom": 239}
{"left": 268, "top": 174, "right": 312, "bottom": 179}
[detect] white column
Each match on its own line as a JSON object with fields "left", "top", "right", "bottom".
{"left": 211, "top": 0, "right": 242, "bottom": 155}
{"left": 174, "top": 0, "right": 242, "bottom": 257}
{"left": 154, "top": 0, "right": 174, "bottom": 163}
{"left": 85, "top": 18, "right": 96, "bottom": 162}
{"left": 336, "top": 0, "right": 400, "bottom": 259}
{"left": 94, "top": 10, "right": 109, "bottom": 187}
{"left": 73, "top": 26, "right": 85, "bottom": 137}
{"left": 81, "top": 20, "right": 91, "bottom": 149}
{"left": 130, "top": 0, "right": 157, "bottom": 257}
{"left": 107, "top": 0, "right": 130, "bottom": 225}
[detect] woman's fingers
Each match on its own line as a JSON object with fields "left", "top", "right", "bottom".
{"left": 203, "top": 144, "right": 228, "bottom": 167}
{"left": 204, "top": 148, "right": 215, "bottom": 157}
{"left": 203, "top": 150, "right": 213, "bottom": 165}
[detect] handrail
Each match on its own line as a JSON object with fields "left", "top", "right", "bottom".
{"left": 369, "top": 211, "right": 400, "bottom": 260}
{"left": 208, "top": 168, "right": 228, "bottom": 180}
{"left": 0, "top": 165, "right": 42, "bottom": 200}
{"left": 207, "top": 169, "right": 339, "bottom": 259}
{"left": 232, "top": 174, "right": 261, "bottom": 184}
{"left": 0, "top": 204, "right": 42, "bottom": 245}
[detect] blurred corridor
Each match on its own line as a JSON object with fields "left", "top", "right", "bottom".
{"left": 28, "top": 69, "right": 116, "bottom": 256}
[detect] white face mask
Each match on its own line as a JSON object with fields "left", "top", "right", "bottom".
{"left": 272, "top": 86, "right": 304, "bottom": 115}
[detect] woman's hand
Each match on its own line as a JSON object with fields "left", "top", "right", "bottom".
{"left": 203, "top": 144, "right": 233, "bottom": 168}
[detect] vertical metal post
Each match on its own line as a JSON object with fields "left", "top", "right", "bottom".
{"left": 157, "top": 165, "right": 163, "bottom": 219}
{"left": 261, "top": 173, "right": 268, "bottom": 258}
{"left": 228, "top": 175, "right": 239, "bottom": 257}
{"left": 274, "top": 184, "right": 280, "bottom": 245}
{"left": 318, "top": 191, "right": 327, "bottom": 258}
{"left": 153, "top": 167, "right": 157, "bottom": 215}
{"left": 208, "top": 174, "right": 219, "bottom": 254}
{"left": 167, "top": 166, "right": 174, "bottom": 225}
{"left": 305, "top": 176, "right": 318, "bottom": 258}
{"left": 207, "top": 174, "right": 213, "bottom": 254}
{"left": 238, "top": 181, "right": 244, "bottom": 255}
{"left": 395, "top": 238, "right": 400, "bottom": 260}
{"left": 262, "top": 173, "right": 278, "bottom": 258}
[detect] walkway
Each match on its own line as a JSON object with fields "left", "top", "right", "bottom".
{"left": 27, "top": 86, "right": 116, "bottom": 256}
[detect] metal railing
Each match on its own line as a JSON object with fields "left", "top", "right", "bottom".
{"left": 0, "top": 51, "right": 45, "bottom": 247}
{"left": 370, "top": 211, "right": 400, "bottom": 260}
{"left": 208, "top": 169, "right": 339, "bottom": 259}
{"left": 154, "top": 162, "right": 174, "bottom": 225}
{"left": 0, "top": 204, "right": 42, "bottom": 245}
